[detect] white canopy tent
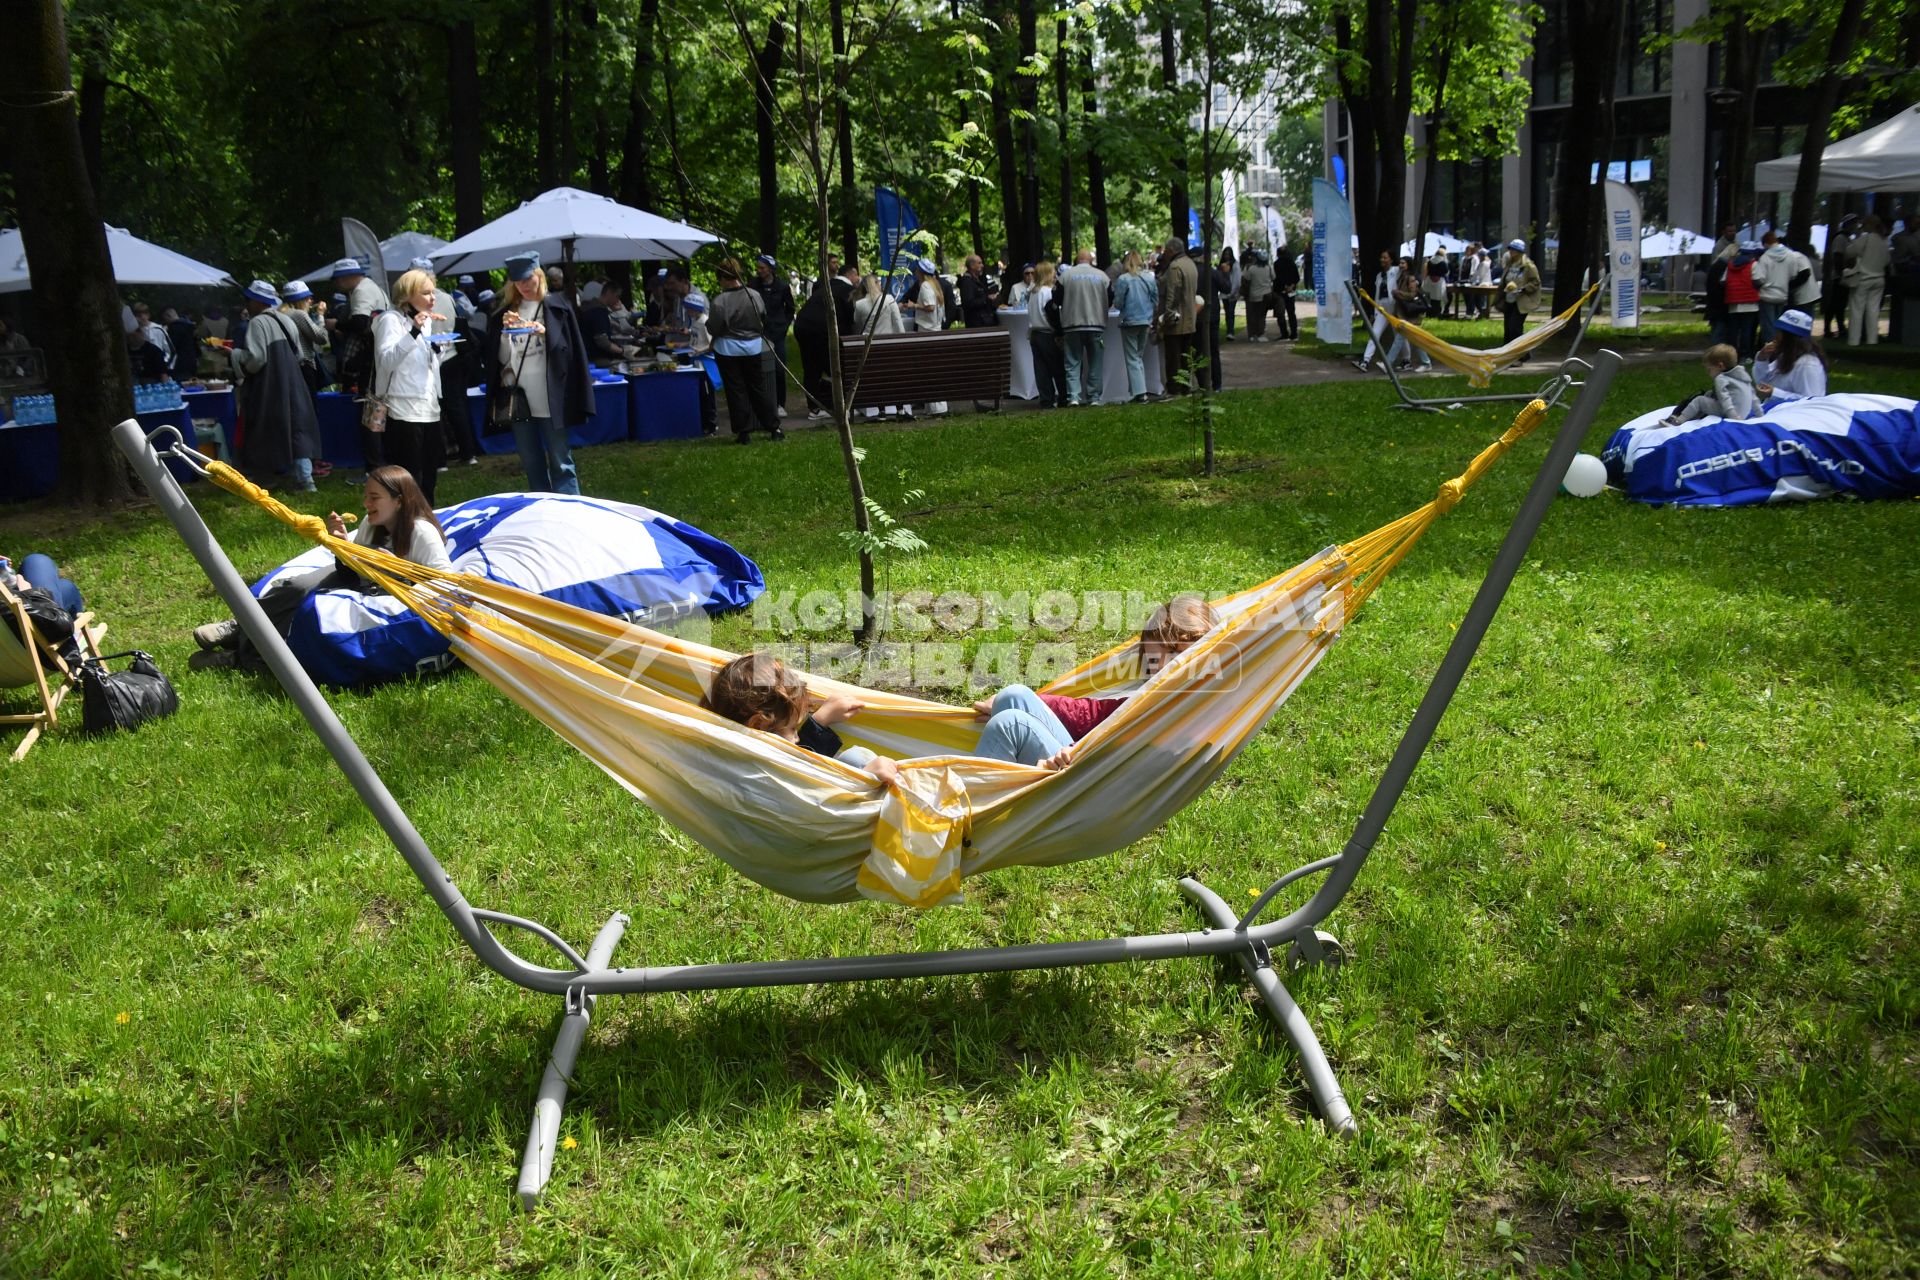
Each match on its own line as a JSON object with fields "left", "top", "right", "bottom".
{"left": 1401, "top": 233, "right": 1469, "bottom": 256}
{"left": 1637, "top": 228, "right": 1712, "bottom": 260}
{"left": 0, "top": 224, "right": 233, "bottom": 294}
{"left": 299, "top": 230, "right": 450, "bottom": 283}
{"left": 1755, "top": 104, "right": 1920, "bottom": 193}
{"left": 431, "top": 187, "right": 718, "bottom": 275}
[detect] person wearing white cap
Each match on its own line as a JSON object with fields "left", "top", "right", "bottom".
{"left": 276, "top": 279, "right": 330, "bottom": 391}
{"left": 232, "top": 279, "right": 322, "bottom": 492}
{"left": 1498, "top": 238, "right": 1540, "bottom": 352}
{"left": 1752, "top": 310, "right": 1828, "bottom": 404}
{"left": 751, "top": 254, "right": 796, "bottom": 417}
{"left": 905, "top": 258, "right": 950, "bottom": 415}
{"left": 484, "top": 250, "right": 592, "bottom": 492}
{"left": 682, "top": 290, "right": 718, "bottom": 435}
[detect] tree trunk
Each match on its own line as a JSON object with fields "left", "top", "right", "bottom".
{"left": 1787, "top": 0, "right": 1869, "bottom": 256}
{"left": 535, "top": 0, "right": 557, "bottom": 192}
{"left": 559, "top": 0, "right": 576, "bottom": 184}
{"left": 990, "top": 60, "right": 1024, "bottom": 275}
{"left": 752, "top": 18, "right": 787, "bottom": 255}
{"left": 8, "top": 0, "right": 135, "bottom": 506}
{"left": 1162, "top": 14, "right": 1187, "bottom": 241}
{"left": 1413, "top": 27, "right": 1456, "bottom": 261}
{"left": 1082, "top": 51, "right": 1110, "bottom": 268}
{"left": 1199, "top": 0, "right": 1217, "bottom": 471}
{"left": 1334, "top": 8, "right": 1381, "bottom": 277}
{"left": 1552, "top": 0, "right": 1624, "bottom": 313}
{"left": 1718, "top": 23, "right": 1760, "bottom": 235}
{"left": 618, "top": 0, "right": 659, "bottom": 212}
{"left": 1055, "top": 16, "right": 1074, "bottom": 260}
{"left": 74, "top": 27, "right": 106, "bottom": 191}
{"left": 659, "top": 24, "right": 694, "bottom": 214}
{"left": 448, "top": 19, "right": 485, "bottom": 233}
{"left": 831, "top": 0, "right": 859, "bottom": 264}
{"left": 1018, "top": 0, "right": 1042, "bottom": 263}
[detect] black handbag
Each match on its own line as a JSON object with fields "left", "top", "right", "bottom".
{"left": 487, "top": 303, "right": 542, "bottom": 435}
{"left": 79, "top": 650, "right": 180, "bottom": 735}
{"left": 5, "top": 586, "right": 75, "bottom": 648}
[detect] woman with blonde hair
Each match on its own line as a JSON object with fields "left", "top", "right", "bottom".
{"left": 1025, "top": 260, "right": 1066, "bottom": 408}
{"left": 484, "top": 250, "right": 592, "bottom": 493}
{"left": 372, "top": 267, "right": 448, "bottom": 503}
{"left": 851, "top": 273, "right": 906, "bottom": 418}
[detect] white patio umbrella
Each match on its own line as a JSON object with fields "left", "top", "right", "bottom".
{"left": 430, "top": 186, "right": 718, "bottom": 275}
{"left": 1400, "top": 232, "right": 1469, "bottom": 256}
{"left": 0, "top": 223, "right": 233, "bottom": 294}
{"left": 1637, "top": 228, "right": 1712, "bottom": 260}
{"left": 300, "top": 230, "right": 452, "bottom": 283}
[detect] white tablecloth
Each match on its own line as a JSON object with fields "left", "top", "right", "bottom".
{"left": 997, "top": 308, "right": 1035, "bottom": 399}
{"left": 1100, "top": 310, "right": 1163, "bottom": 402}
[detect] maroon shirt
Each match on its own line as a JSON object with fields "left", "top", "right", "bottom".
{"left": 1040, "top": 693, "right": 1125, "bottom": 741}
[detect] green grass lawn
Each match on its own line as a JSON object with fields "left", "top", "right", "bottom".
{"left": 3, "top": 354, "right": 1917, "bottom": 1277}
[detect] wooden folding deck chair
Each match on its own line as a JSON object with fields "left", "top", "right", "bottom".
{"left": 1, "top": 582, "right": 106, "bottom": 762}
{"left": 116, "top": 351, "right": 1624, "bottom": 1208}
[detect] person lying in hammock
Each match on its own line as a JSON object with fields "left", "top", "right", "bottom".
{"left": 191, "top": 465, "right": 454, "bottom": 671}
{"left": 969, "top": 594, "right": 1218, "bottom": 745}
{"left": 704, "top": 652, "right": 1079, "bottom": 786}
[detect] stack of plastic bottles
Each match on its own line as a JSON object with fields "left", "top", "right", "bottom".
{"left": 133, "top": 382, "right": 185, "bottom": 414}
{"left": 11, "top": 394, "right": 57, "bottom": 426}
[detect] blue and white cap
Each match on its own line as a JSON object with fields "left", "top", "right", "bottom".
{"left": 504, "top": 251, "right": 542, "bottom": 282}
{"left": 281, "top": 279, "right": 312, "bottom": 301}
{"left": 331, "top": 292, "right": 348, "bottom": 306}
{"left": 244, "top": 279, "right": 281, "bottom": 306}
{"left": 1775, "top": 309, "right": 1814, "bottom": 337}
{"left": 408, "top": 256, "right": 436, "bottom": 273}
{"left": 915, "top": 257, "right": 937, "bottom": 274}
{"left": 477, "top": 288, "right": 496, "bottom": 304}
{"left": 330, "top": 257, "right": 366, "bottom": 278}
{"left": 756, "top": 253, "right": 777, "bottom": 268}
{"left": 683, "top": 289, "right": 709, "bottom": 313}
{"left": 1739, "top": 240, "right": 1763, "bottom": 253}
{"left": 457, "top": 274, "right": 475, "bottom": 285}
{"left": 1507, "top": 238, "right": 1526, "bottom": 252}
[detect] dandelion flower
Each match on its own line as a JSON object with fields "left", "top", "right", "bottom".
{"left": 115, "top": 1011, "right": 131, "bottom": 1025}
{"left": 562, "top": 1136, "right": 579, "bottom": 1151}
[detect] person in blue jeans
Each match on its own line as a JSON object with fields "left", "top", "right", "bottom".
{"left": 702, "top": 656, "right": 1076, "bottom": 789}
{"left": 5, "top": 554, "right": 83, "bottom": 614}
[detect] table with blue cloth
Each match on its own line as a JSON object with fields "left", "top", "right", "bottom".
{"left": 469, "top": 379, "right": 630, "bottom": 456}
{"left": 180, "top": 386, "right": 237, "bottom": 462}
{"left": 629, "top": 364, "right": 712, "bottom": 441}
{"left": 314, "top": 391, "right": 369, "bottom": 469}
{"left": 1, "top": 404, "right": 196, "bottom": 502}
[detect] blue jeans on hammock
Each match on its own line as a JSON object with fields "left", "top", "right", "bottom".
{"left": 19, "top": 554, "right": 82, "bottom": 613}
{"left": 837, "top": 685, "right": 1074, "bottom": 772}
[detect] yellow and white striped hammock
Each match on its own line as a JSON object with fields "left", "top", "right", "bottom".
{"left": 205, "top": 399, "right": 1547, "bottom": 909}
{"left": 1362, "top": 282, "right": 1600, "bottom": 387}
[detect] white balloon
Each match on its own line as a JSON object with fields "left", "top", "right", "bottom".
{"left": 1562, "top": 453, "right": 1608, "bottom": 498}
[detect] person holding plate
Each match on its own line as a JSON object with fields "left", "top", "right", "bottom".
{"left": 485, "top": 250, "right": 592, "bottom": 494}
{"left": 372, "top": 268, "right": 448, "bottom": 504}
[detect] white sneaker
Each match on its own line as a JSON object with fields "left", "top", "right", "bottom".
{"left": 807, "top": 409, "right": 830, "bottom": 421}
{"left": 776, "top": 406, "right": 788, "bottom": 419}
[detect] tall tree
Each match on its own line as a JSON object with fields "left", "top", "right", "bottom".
{"left": 1017, "top": 0, "right": 1042, "bottom": 263}
{"left": 1330, "top": 0, "right": 1418, "bottom": 275}
{"left": 618, "top": 0, "right": 660, "bottom": 212}
{"left": 1550, "top": 0, "right": 1624, "bottom": 312}
{"left": 1412, "top": 0, "right": 1537, "bottom": 253}
{"left": 8, "top": 0, "right": 135, "bottom": 506}
{"left": 1161, "top": 10, "right": 1187, "bottom": 240}
{"left": 447, "top": 17, "right": 485, "bottom": 232}
{"left": 1786, "top": 0, "right": 1869, "bottom": 255}
{"left": 748, "top": 17, "right": 787, "bottom": 254}
{"left": 535, "top": 0, "right": 557, "bottom": 191}
{"left": 1082, "top": 48, "right": 1110, "bottom": 268}
{"left": 1054, "top": 15, "right": 1074, "bottom": 259}
{"left": 832, "top": 0, "right": 859, "bottom": 263}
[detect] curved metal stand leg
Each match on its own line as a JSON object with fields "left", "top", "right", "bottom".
{"left": 516, "top": 911, "right": 631, "bottom": 1210}
{"left": 1180, "top": 878, "right": 1357, "bottom": 1137}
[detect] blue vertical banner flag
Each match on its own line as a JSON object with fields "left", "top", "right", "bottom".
{"left": 1312, "top": 177, "right": 1354, "bottom": 345}
{"left": 1187, "top": 209, "right": 1203, "bottom": 251}
{"left": 875, "top": 186, "right": 926, "bottom": 300}
{"left": 1604, "top": 179, "right": 1642, "bottom": 330}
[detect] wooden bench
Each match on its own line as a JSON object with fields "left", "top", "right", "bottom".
{"left": 837, "top": 328, "right": 1010, "bottom": 411}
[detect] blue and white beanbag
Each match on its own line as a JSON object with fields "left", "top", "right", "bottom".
{"left": 1602, "top": 394, "right": 1920, "bottom": 506}
{"left": 252, "top": 493, "right": 764, "bottom": 685}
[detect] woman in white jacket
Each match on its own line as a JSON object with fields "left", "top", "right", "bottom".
{"left": 373, "top": 267, "right": 447, "bottom": 503}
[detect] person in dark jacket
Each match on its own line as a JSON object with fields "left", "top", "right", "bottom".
{"left": 794, "top": 259, "right": 859, "bottom": 420}
{"left": 1272, "top": 251, "right": 1301, "bottom": 339}
{"left": 484, "top": 250, "right": 593, "bottom": 494}
{"left": 232, "top": 280, "right": 323, "bottom": 492}
{"left": 958, "top": 255, "right": 1000, "bottom": 327}
{"left": 163, "top": 308, "right": 199, "bottom": 379}
{"left": 752, "top": 254, "right": 797, "bottom": 415}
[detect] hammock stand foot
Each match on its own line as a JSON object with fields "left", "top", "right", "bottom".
{"left": 1179, "top": 878, "right": 1357, "bottom": 1137}
{"left": 515, "top": 910, "right": 631, "bottom": 1211}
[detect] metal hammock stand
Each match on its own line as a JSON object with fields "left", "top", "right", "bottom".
{"left": 114, "top": 349, "right": 1619, "bottom": 1210}
{"left": 1347, "top": 276, "right": 1610, "bottom": 413}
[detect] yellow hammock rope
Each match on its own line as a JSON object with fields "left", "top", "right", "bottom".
{"left": 1360, "top": 282, "right": 1600, "bottom": 388}
{"left": 201, "top": 396, "right": 1546, "bottom": 907}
